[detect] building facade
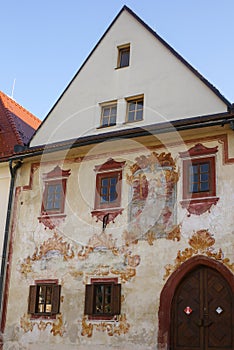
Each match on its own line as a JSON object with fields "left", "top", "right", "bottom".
{"left": 1, "top": 7, "right": 233, "bottom": 350}
{"left": 0, "top": 91, "right": 41, "bottom": 322}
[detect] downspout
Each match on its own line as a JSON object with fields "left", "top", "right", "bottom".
{"left": 0, "top": 160, "right": 22, "bottom": 337}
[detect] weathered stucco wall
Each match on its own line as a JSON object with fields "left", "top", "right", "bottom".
{"left": 3, "top": 129, "right": 234, "bottom": 349}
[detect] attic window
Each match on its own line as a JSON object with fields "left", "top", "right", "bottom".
{"left": 117, "top": 44, "right": 130, "bottom": 68}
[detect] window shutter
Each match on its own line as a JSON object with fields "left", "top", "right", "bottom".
{"left": 84, "top": 284, "right": 94, "bottom": 315}
{"left": 112, "top": 284, "right": 121, "bottom": 315}
{"left": 28, "top": 285, "right": 37, "bottom": 314}
{"left": 51, "top": 285, "right": 61, "bottom": 314}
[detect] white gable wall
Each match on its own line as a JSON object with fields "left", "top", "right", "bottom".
{"left": 31, "top": 10, "right": 227, "bottom": 147}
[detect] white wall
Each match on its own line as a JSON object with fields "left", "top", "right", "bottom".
{"left": 30, "top": 10, "right": 227, "bottom": 147}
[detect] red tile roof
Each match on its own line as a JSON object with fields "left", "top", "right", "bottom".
{"left": 0, "top": 91, "right": 41, "bottom": 159}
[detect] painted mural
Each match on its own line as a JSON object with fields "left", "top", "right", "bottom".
{"left": 127, "top": 152, "right": 179, "bottom": 240}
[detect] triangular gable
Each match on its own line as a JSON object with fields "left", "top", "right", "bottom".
{"left": 30, "top": 6, "right": 230, "bottom": 148}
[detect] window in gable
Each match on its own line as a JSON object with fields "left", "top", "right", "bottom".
{"left": 126, "top": 96, "right": 144, "bottom": 122}
{"left": 91, "top": 158, "right": 125, "bottom": 224}
{"left": 84, "top": 278, "right": 121, "bottom": 320}
{"left": 180, "top": 143, "right": 219, "bottom": 216}
{"left": 28, "top": 280, "right": 61, "bottom": 318}
{"left": 117, "top": 44, "right": 130, "bottom": 68}
{"left": 38, "top": 165, "right": 71, "bottom": 229}
{"left": 100, "top": 103, "right": 117, "bottom": 127}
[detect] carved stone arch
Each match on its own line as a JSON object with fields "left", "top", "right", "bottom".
{"left": 157, "top": 255, "right": 234, "bottom": 350}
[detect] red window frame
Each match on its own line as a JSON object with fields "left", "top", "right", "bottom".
{"left": 95, "top": 170, "right": 122, "bottom": 210}
{"left": 40, "top": 166, "right": 71, "bottom": 216}
{"left": 183, "top": 156, "right": 216, "bottom": 200}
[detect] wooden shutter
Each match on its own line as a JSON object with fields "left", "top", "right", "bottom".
{"left": 28, "top": 285, "right": 37, "bottom": 314}
{"left": 51, "top": 284, "right": 61, "bottom": 314}
{"left": 112, "top": 284, "right": 121, "bottom": 315}
{"left": 84, "top": 284, "right": 94, "bottom": 315}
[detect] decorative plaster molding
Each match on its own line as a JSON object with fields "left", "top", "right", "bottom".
{"left": 81, "top": 314, "right": 130, "bottom": 337}
{"left": 180, "top": 197, "right": 219, "bottom": 216}
{"left": 20, "top": 232, "right": 75, "bottom": 276}
{"left": 20, "top": 313, "right": 64, "bottom": 336}
{"left": 91, "top": 208, "right": 123, "bottom": 224}
{"left": 164, "top": 229, "right": 234, "bottom": 280}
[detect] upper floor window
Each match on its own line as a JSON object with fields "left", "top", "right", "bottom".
{"left": 91, "top": 158, "right": 125, "bottom": 224}
{"left": 180, "top": 143, "right": 219, "bottom": 215}
{"left": 117, "top": 44, "right": 130, "bottom": 68}
{"left": 28, "top": 280, "right": 61, "bottom": 318}
{"left": 84, "top": 278, "right": 121, "bottom": 320}
{"left": 38, "top": 166, "right": 71, "bottom": 229}
{"left": 126, "top": 96, "right": 144, "bottom": 122}
{"left": 94, "top": 159, "right": 125, "bottom": 210}
{"left": 41, "top": 166, "right": 71, "bottom": 216}
{"left": 100, "top": 103, "right": 117, "bottom": 127}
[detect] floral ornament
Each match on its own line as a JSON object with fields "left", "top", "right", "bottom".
{"left": 164, "top": 229, "right": 234, "bottom": 280}
{"left": 81, "top": 314, "right": 130, "bottom": 337}
{"left": 20, "top": 232, "right": 75, "bottom": 276}
{"left": 20, "top": 313, "right": 64, "bottom": 336}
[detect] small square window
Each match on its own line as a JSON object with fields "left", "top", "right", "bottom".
{"left": 84, "top": 278, "right": 121, "bottom": 319}
{"left": 117, "top": 44, "right": 130, "bottom": 68}
{"left": 28, "top": 280, "right": 61, "bottom": 317}
{"left": 126, "top": 98, "right": 144, "bottom": 122}
{"left": 100, "top": 104, "right": 117, "bottom": 127}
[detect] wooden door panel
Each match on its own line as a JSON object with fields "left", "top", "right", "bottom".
{"left": 171, "top": 266, "right": 233, "bottom": 350}
{"left": 172, "top": 269, "right": 202, "bottom": 349}
{"left": 206, "top": 269, "right": 233, "bottom": 349}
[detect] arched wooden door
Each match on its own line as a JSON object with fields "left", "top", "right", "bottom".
{"left": 170, "top": 265, "right": 233, "bottom": 350}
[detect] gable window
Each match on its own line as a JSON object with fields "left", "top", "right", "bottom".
{"left": 180, "top": 143, "right": 219, "bottom": 216}
{"left": 126, "top": 96, "right": 144, "bottom": 122}
{"left": 100, "top": 103, "right": 117, "bottom": 127}
{"left": 117, "top": 44, "right": 130, "bottom": 68}
{"left": 91, "top": 158, "right": 125, "bottom": 224}
{"left": 84, "top": 278, "right": 121, "bottom": 320}
{"left": 38, "top": 165, "right": 71, "bottom": 229}
{"left": 28, "top": 280, "right": 61, "bottom": 318}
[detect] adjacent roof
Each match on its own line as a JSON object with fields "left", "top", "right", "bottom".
{"left": 0, "top": 91, "right": 41, "bottom": 160}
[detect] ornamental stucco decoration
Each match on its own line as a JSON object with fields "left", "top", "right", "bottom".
{"left": 81, "top": 314, "right": 130, "bottom": 337}
{"left": 20, "top": 313, "right": 65, "bottom": 336}
{"left": 126, "top": 151, "right": 179, "bottom": 240}
{"left": 164, "top": 229, "right": 234, "bottom": 280}
{"left": 20, "top": 232, "right": 75, "bottom": 276}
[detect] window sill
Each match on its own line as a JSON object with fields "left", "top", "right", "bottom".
{"left": 91, "top": 208, "right": 123, "bottom": 224}
{"left": 29, "top": 313, "right": 57, "bottom": 320}
{"left": 87, "top": 314, "right": 119, "bottom": 321}
{"left": 180, "top": 197, "right": 219, "bottom": 216}
{"left": 96, "top": 124, "right": 116, "bottom": 129}
{"left": 38, "top": 214, "right": 66, "bottom": 230}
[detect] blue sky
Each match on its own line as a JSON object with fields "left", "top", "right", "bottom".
{"left": 1, "top": 1, "right": 234, "bottom": 120}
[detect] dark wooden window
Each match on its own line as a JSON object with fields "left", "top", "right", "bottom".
{"left": 126, "top": 98, "right": 143, "bottom": 122}
{"left": 183, "top": 157, "right": 216, "bottom": 199}
{"left": 118, "top": 45, "right": 130, "bottom": 68}
{"left": 28, "top": 281, "right": 61, "bottom": 317}
{"left": 101, "top": 104, "right": 117, "bottom": 127}
{"left": 95, "top": 171, "right": 121, "bottom": 209}
{"left": 84, "top": 279, "right": 121, "bottom": 319}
